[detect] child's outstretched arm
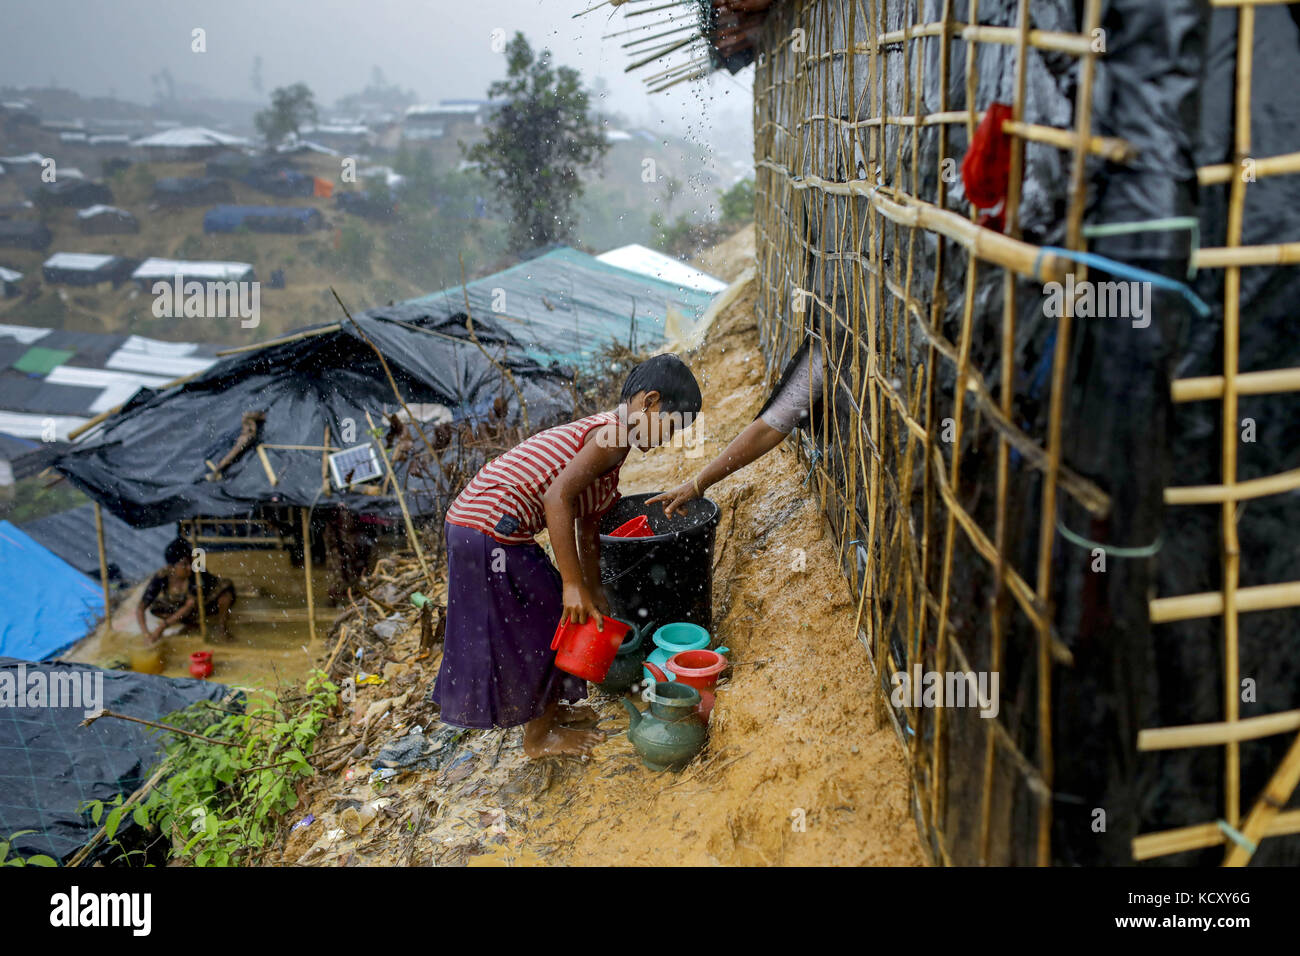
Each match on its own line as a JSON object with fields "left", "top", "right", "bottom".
{"left": 542, "top": 422, "right": 627, "bottom": 629}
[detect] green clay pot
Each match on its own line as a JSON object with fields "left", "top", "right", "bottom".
{"left": 622, "top": 681, "right": 706, "bottom": 772}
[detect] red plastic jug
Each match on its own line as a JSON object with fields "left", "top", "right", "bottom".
{"left": 189, "top": 651, "right": 214, "bottom": 680}
{"left": 609, "top": 514, "right": 653, "bottom": 538}
{"left": 551, "top": 615, "right": 631, "bottom": 683}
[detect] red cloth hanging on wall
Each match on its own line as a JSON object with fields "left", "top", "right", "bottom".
{"left": 961, "top": 102, "right": 1014, "bottom": 232}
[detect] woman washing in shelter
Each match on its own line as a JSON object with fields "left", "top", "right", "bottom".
{"left": 650, "top": 334, "right": 823, "bottom": 516}
{"left": 136, "top": 537, "right": 238, "bottom": 644}
{"left": 434, "top": 354, "right": 703, "bottom": 759}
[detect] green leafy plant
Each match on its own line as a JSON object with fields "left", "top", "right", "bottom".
{"left": 82, "top": 670, "right": 337, "bottom": 867}
{"left": 0, "top": 832, "right": 57, "bottom": 867}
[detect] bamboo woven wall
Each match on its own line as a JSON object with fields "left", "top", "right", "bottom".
{"left": 751, "top": 0, "right": 1300, "bottom": 865}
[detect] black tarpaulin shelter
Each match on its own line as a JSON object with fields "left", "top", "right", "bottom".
{"left": 0, "top": 658, "right": 231, "bottom": 864}
{"left": 54, "top": 304, "right": 575, "bottom": 529}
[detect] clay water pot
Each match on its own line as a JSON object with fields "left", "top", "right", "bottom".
{"left": 130, "top": 645, "right": 165, "bottom": 675}
{"left": 189, "top": 651, "right": 213, "bottom": 680}
{"left": 622, "top": 681, "right": 706, "bottom": 772}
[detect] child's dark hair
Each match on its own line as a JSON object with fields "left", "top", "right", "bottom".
{"left": 164, "top": 537, "right": 190, "bottom": 566}
{"left": 620, "top": 353, "right": 702, "bottom": 416}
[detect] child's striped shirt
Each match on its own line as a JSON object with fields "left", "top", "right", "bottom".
{"left": 445, "top": 410, "right": 622, "bottom": 544}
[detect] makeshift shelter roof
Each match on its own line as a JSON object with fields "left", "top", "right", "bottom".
{"left": 131, "top": 126, "right": 248, "bottom": 148}
{"left": 0, "top": 266, "right": 21, "bottom": 283}
{"left": 21, "top": 503, "right": 174, "bottom": 585}
{"left": 131, "top": 257, "right": 254, "bottom": 283}
{"left": 0, "top": 221, "right": 52, "bottom": 250}
{"left": 406, "top": 247, "right": 717, "bottom": 365}
{"left": 596, "top": 244, "right": 728, "bottom": 294}
{"left": 202, "top": 204, "right": 323, "bottom": 234}
{"left": 41, "top": 252, "right": 135, "bottom": 287}
{"left": 0, "top": 658, "right": 230, "bottom": 864}
{"left": 33, "top": 179, "right": 112, "bottom": 207}
{"left": 54, "top": 306, "right": 575, "bottom": 528}
{"left": 0, "top": 324, "right": 221, "bottom": 441}
{"left": 0, "top": 523, "right": 102, "bottom": 660}
{"left": 76, "top": 204, "right": 131, "bottom": 219}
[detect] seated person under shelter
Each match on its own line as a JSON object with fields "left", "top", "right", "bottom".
{"left": 136, "top": 538, "right": 238, "bottom": 643}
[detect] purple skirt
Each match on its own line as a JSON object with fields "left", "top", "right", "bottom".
{"left": 431, "top": 522, "right": 587, "bottom": 729}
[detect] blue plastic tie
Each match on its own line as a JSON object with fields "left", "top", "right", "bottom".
{"left": 1034, "top": 246, "right": 1212, "bottom": 319}
{"left": 1216, "top": 819, "right": 1257, "bottom": 858}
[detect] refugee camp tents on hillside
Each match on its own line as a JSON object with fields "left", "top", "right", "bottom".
{"left": 77, "top": 204, "right": 139, "bottom": 234}
{"left": 0, "top": 658, "right": 231, "bottom": 864}
{"left": 0, "top": 265, "right": 21, "bottom": 297}
{"left": 0, "top": 323, "right": 221, "bottom": 442}
{"left": 131, "top": 126, "right": 249, "bottom": 161}
{"left": 203, "top": 204, "right": 323, "bottom": 234}
{"left": 54, "top": 306, "right": 575, "bottom": 529}
{"left": 0, "top": 221, "right": 52, "bottom": 251}
{"left": 41, "top": 252, "right": 137, "bottom": 287}
{"left": 130, "top": 258, "right": 255, "bottom": 287}
{"left": 407, "top": 246, "right": 718, "bottom": 365}
{"left": 32, "top": 178, "right": 113, "bottom": 208}
{"left": 152, "top": 176, "right": 235, "bottom": 207}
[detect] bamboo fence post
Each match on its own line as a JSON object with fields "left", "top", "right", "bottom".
{"left": 1219, "top": 0, "right": 1256, "bottom": 834}
{"left": 301, "top": 507, "right": 317, "bottom": 644}
{"left": 93, "top": 503, "right": 111, "bottom": 627}
{"left": 191, "top": 519, "right": 206, "bottom": 641}
{"left": 365, "top": 410, "right": 434, "bottom": 586}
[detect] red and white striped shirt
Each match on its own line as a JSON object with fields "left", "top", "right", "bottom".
{"left": 445, "top": 410, "right": 623, "bottom": 544}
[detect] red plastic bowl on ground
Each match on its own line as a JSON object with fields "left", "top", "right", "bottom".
{"left": 551, "top": 616, "right": 631, "bottom": 683}
{"left": 189, "top": 651, "right": 213, "bottom": 680}
{"left": 609, "top": 514, "right": 653, "bottom": 538}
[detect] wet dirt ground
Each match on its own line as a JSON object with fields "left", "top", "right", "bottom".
{"left": 272, "top": 230, "right": 926, "bottom": 866}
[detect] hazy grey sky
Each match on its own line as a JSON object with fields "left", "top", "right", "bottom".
{"left": 0, "top": 0, "right": 753, "bottom": 145}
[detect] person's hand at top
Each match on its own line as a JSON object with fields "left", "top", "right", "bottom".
{"left": 648, "top": 479, "right": 701, "bottom": 518}
{"left": 561, "top": 580, "right": 604, "bottom": 631}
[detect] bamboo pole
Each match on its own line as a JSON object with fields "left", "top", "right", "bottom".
{"left": 1139, "top": 709, "right": 1300, "bottom": 750}
{"left": 301, "top": 507, "right": 316, "bottom": 644}
{"left": 1165, "top": 466, "right": 1300, "bottom": 505}
{"left": 214, "top": 324, "right": 342, "bottom": 357}
{"left": 1219, "top": 0, "right": 1256, "bottom": 828}
{"left": 1149, "top": 579, "right": 1300, "bottom": 624}
{"left": 365, "top": 410, "right": 433, "bottom": 586}
{"left": 1172, "top": 367, "right": 1300, "bottom": 402}
{"left": 256, "top": 444, "right": 278, "bottom": 487}
{"left": 328, "top": 288, "right": 443, "bottom": 461}
{"left": 1224, "top": 730, "right": 1300, "bottom": 866}
{"left": 191, "top": 519, "right": 206, "bottom": 642}
{"left": 1132, "top": 810, "right": 1300, "bottom": 861}
{"left": 93, "top": 503, "right": 112, "bottom": 627}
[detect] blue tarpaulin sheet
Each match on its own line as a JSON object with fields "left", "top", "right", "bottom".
{"left": 0, "top": 521, "right": 102, "bottom": 660}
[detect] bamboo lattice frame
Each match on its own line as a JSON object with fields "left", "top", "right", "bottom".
{"left": 750, "top": 0, "right": 1300, "bottom": 865}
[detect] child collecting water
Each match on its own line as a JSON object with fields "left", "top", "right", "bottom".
{"left": 434, "top": 354, "right": 703, "bottom": 758}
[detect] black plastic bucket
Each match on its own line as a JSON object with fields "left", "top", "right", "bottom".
{"left": 598, "top": 492, "right": 720, "bottom": 633}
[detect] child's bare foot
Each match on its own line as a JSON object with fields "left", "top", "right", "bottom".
{"left": 556, "top": 703, "right": 600, "bottom": 727}
{"left": 523, "top": 724, "right": 604, "bottom": 759}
